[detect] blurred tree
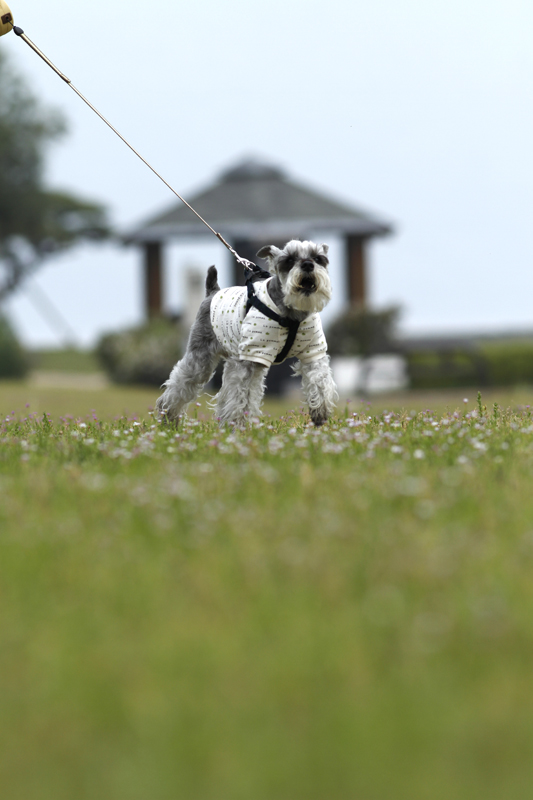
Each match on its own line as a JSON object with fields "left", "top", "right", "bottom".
{"left": 326, "top": 305, "right": 402, "bottom": 395}
{"left": 326, "top": 305, "right": 401, "bottom": 357}
{"left": 0, "top": 50, "right": 110, "bottom": 301}
{"left": 0, "top": 313, "right": 28, "bottom": 378}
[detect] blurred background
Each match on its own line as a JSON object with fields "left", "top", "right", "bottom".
{"left": 0, "top": 0, "right": 532, "bottom": 396}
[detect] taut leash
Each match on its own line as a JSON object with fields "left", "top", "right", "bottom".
{"left": 0, "top": 3, "right": 257, "bottom": 272}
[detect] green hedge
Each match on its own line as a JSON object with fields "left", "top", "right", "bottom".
{"left": 97, "top": 319, "right": 183, "bottom": 386}
{"left": 406, "top": 349, "right": 484, "bottom": 389}
{"left": 32, "top": 348, "right": 101, "bottom": 374}
{"left": 406, "top": 342, "right": 533, "bottom": 389}
{"left": 480, "top": 342, "right": 533, "bottom": 386}
{"left": 0, "top": 315, "right": 29, "bottom": 379}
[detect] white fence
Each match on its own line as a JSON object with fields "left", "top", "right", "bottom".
{"left": 330, "top": 355, "right": 408, "bottom": 395}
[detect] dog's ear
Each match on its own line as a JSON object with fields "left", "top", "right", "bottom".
{"left": 319, "top": 243, "right": 329, "bottom": 256}
{"left": 257, "top": 245, "right": 281, "bottom": 261}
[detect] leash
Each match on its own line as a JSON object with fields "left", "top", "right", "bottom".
{"left": 0, "top": 5, "right": 257, "bottom": 272}
{"left": 0, "top": 3, "right": 303, "bottom": 363}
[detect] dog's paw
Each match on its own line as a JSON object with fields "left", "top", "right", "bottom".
{"left": 155, "top": 395, "right": 174, "bottom": 423}
{"left": 310, "top": 407, "right": 328, "bottom": 427}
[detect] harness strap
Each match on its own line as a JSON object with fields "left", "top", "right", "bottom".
{"left": 245, "top": 281, "right": 300, "bottom": 364}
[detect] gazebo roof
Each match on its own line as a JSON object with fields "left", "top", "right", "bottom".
{"left": 125, "top": 158, "right": 393, "bottom": 243}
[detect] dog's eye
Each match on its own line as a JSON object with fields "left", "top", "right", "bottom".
{"left": 314, "top": 255, "right": 328, "bottom": 267}
{"left": 282, "top": 257, "right": 295, "bottom": 270}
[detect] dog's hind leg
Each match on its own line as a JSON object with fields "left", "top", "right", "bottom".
{"left": 156, "top": 288, "right": 221, "bottom": 422}
{"left": 215, "top": 358, "right": 267, "bottom": 425}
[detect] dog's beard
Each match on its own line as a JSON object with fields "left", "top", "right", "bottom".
{"left": 282, "top": 266, "right": 332, "bottom": 313}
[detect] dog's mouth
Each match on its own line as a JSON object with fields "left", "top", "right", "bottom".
{"left": 297, "top": 275, "right": 316, "bottom": 295}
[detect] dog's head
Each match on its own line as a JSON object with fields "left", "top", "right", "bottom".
{"left": 256, "top": 240, "right": 332, "bottom": 314}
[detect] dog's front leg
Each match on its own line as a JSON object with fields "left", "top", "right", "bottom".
{"left": 294, "top": 356, "right": 338, "bottom": 426}
{"left": 215, "top": 358, "right": 267, "bottom": 425}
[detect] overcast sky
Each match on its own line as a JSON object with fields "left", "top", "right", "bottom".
{"left": 2, "top": 0, "right": 532, "bottom": 347}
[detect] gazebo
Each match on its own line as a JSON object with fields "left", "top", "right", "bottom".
{"left": 124, "top": 158, "right": 394, "bottom": 319}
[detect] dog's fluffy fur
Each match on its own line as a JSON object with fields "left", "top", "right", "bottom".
{"left": 156, "top": 240, "right": 338, "bottom": 426}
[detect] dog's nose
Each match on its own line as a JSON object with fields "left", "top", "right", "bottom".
{"left": 301, "top": 260, "right": 314, "bottom": 273}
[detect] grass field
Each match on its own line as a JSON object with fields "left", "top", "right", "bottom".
{"left": 2, "top": 380, "right": 533, "bottom": 799}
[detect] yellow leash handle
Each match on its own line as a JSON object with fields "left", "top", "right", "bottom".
{"left": 0, "top": 0, "right": 14, "bottom": 36}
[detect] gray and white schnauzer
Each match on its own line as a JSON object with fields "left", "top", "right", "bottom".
{"left": 156, "top": 240, "right": 338, "bottom": 426}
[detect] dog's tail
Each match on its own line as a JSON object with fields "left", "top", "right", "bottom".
{"left": 205, "top": 265, "right": 220, "bottom": 296}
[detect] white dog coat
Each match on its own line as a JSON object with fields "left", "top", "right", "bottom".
{"left": 210, "top": 278, "right": 328, "bottom": 368}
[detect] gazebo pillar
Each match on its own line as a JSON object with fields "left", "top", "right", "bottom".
{"left": 346, "top": 235, "right": 367, "bottom": 308}
{"left": 144, "top": 242, "right": 163, "bottom": 318}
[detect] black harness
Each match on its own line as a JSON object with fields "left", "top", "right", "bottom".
{"left": 244, "top": 265, "right": 300, "bottom": 364}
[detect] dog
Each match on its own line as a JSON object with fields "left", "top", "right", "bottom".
{"left": 155, "top": 240, "right": 338, "bottom": 426}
